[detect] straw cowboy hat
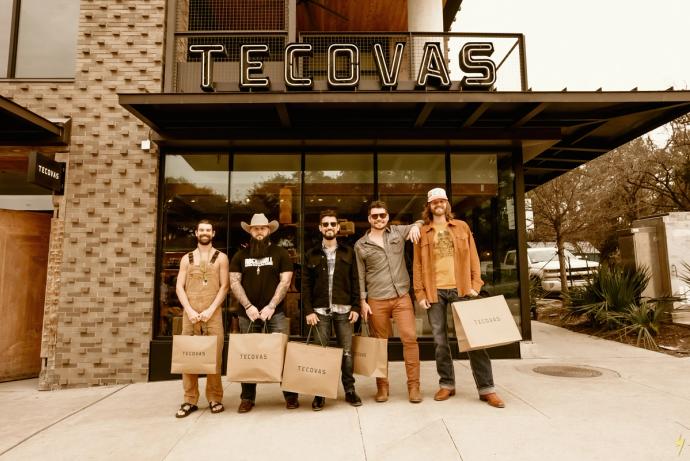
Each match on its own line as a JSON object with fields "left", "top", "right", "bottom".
{"left": 241, "top": 213, "right": 279, "bottom": 234}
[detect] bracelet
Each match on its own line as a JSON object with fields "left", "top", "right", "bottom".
{"left": 244, "top": 304, "right": 253, "bottom": 311}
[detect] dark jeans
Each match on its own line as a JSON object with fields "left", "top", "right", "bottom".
{"left": 427, "top": 288, "right": 496, "bottom": 395}
{"left": 313, "top": 312, "right": 355, "bottom": 393}
{"left": 238, "top": 312, "right": 298, "bottom": 402}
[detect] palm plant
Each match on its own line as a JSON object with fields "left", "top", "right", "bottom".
{"left": 564, "top": 264, "right": 650, "bottom": 328}
{"left": 609, "top": 301, "right": 666, "bottom": 350}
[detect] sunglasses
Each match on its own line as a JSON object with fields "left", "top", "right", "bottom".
{"left": 321, "top": 222, "right": 338, "bottom": 228}
{"left": 370, "top": 212, "right": 388, "bottom": 220}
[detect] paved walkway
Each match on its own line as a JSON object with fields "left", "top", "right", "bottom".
{"left": 1, "top": 322, "right": 689, "bottom": 461}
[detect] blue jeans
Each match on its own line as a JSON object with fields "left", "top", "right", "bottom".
{"left": 238, "top": 312, "right": 298, "bottom": 402}
{"left": 427, "top": 288, "right": 495, "bottom": 395}
{"left": 312, "top": 312, "right": 355, "bottom": 393}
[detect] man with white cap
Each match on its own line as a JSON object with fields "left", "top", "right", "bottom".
{"left": 229, "top": 213, "right": 297, "bottom": 413}
{"left": 413, "top": 188, "right": 505, "bottom": 408}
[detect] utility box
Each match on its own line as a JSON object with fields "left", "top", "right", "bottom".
{"left": 619, "top": 212, "right": 690, "bottom": 321}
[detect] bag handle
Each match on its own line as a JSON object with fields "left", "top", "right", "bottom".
{"left": 244, "top": 320, "right": 270, "bottom": 334}
{"left": 360, "top": 320, "right": 371, "bottom": 337}
{"left": 193, "top": 321, "right": 208, "bottom": 336}
{"left": 305, "top": 325, "right": 327, "bottom": 347}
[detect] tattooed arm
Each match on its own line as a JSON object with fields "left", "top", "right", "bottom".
{"left": 260, "top": 271, "right": 293, "bottom": 321}
{"left": 230, "top": 272, "right": 260, "bottom": 321}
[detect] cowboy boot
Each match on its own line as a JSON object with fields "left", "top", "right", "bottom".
{"left": 375, "top": 378, "right": 389, "bottom": 402}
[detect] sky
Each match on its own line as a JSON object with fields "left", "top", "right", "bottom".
{"left": 454, "top": 0, "right": 690, "bottom": 92}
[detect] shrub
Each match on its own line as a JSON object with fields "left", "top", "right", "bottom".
{"left": 609, "top": 301, "right": 666, "bottom": 350}
{"left": 564, "top": 264, "right": 650, "bottom": 328}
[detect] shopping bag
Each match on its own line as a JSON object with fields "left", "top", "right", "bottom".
{"left": 226, "top": 329, "right": 288, "bottom": 383}
{"left": 352, "top": 322, "right": 388, "bottom": 378}
{"left": 280, "top": 328, "right": 343, "bottom": 399}
{"left": 171, "top": 332, "right": 218, "bottom": 374}
{"left": 451, "top": 295, "right": 522, "bottom": 352}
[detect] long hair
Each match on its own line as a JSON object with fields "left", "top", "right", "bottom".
{"left": 422, "top": 201, "right": 454, "bottom": 225}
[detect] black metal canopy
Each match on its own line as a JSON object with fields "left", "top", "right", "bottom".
{"left": 119, "top": 90, "right": 690, "bottom": 190}
{"left": 0, "top": 95, "right": 70, "bottom": 146}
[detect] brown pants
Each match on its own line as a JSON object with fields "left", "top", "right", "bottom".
{"left": 368, "top": 294, "right": 420, "bottom": 388}
{"left": 181, "top": 308, "right": 224, "bottom": 405}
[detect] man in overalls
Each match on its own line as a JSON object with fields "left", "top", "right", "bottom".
{"left": 174, "top": 219, "right": 229, "bottom": 418}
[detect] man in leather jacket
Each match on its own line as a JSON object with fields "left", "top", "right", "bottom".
{"left": 303, "top": 210, "right": 362, "bottom": 411}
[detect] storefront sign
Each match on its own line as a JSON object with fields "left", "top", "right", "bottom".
{"left": 190, "top": 41, "right": 496, "bottom": 92}
{"left": 27, "top": 152, "right": 65, "bottom": 194}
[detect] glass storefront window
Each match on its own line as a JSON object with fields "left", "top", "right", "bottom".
{"left": 378, "top": 153, "right": 446, "bottom": 337}
{"left": 159, "top": 154, "right": 229, "bottom": 337}
{"left": 451, "top": 153, "right": 520, "bottom": 327}
{"left": 230, "top": 153, "right": 301, "bottom": 334}
{"left": 155, "top": 150, "right": 521, "bottom": 339}
{"left": 304, "top": 153, "right": 374, "bottom": 249}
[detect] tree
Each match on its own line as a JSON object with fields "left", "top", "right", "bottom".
{"left": 528, "top": 168, "right": 592, "bottom": 295}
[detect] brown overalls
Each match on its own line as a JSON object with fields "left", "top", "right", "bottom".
{"left": 182, "top": 249, "right": 225, "bottom": 405}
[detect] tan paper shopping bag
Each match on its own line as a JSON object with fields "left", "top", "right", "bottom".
{"left": 226, "top": 332, "right": 288, "bottom": 383}
{"left": 171, "top": 334, "right": 218, "bottom": 374}
{"left": 352, "top": 322, "right": 388, "bottom": 378}
{"left": 280, "top": 342, "right": 343, "bottom": 399}
{"left": 451, "top": 295, "right": 522, "bottom": 352}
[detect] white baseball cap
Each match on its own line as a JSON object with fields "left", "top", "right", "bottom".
{"left": 427, "top": 187, "right": 448, "bottom": 203}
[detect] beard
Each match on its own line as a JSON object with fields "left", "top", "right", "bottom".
{"left": 433, "top": 206, "right": 446, "bottom": 216}
{"left": 197, "top": 235, "right": 212, "bottom": 246}
{"left": 323, "top": 232, "right": 336, "bottom": 241}
{"left": 249, "top": 236, "right": 270, "bottom": 258}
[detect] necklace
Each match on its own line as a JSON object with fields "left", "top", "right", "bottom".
{"left": 198, "top": 248, "right": 212, "bottom": 286}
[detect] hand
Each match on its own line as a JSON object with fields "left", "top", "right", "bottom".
{"left": 306, "top": 313, "right": 319, "bottom": 326}
{"left": 259, "top": 305, "right": 275, "bottom": 321}
{"left": 407, "top": 225, "right": 421, "bottom": 244}
{"left": 198, "top": 309, "right": 212, "bottom": 322}
{"left": 361, "top": 300, "right": 372, "bottom": 321}
{"left": 419, "top": 299, "right": 431, "bottom": 310}
{"left": 469, "top": 289, "right": 479, "bottom": 297}
{"left": 187, "top": 310, "right": 201, "bottom": 324}
{"left": 245, "top": 306, "right": 261, "bottom": 322}
{"left": 349, "top": 311, "right": 359, "bottom": 324}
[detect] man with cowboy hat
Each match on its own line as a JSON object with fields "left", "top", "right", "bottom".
{"left": 229, "top": 213, "right": 297, "bottom": 413}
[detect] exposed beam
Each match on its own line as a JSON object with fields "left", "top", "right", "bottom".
{"left": 524, "top": 166, "right": 573, "bottom": 173}
{"left": 511, "top": 102, "right": 548, "bottom": 128}
{"left": 276, "top": 103, "right": 291, "bottom": 127}
{"left": 414, "top": 103, "right": 435, "bottom": 128}
{"left": 461, "top": 102, "right": 490, "bottom": 128}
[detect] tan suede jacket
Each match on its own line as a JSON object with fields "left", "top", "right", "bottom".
{"left": 413, "top": 219, "right": 483, "bottom": 303}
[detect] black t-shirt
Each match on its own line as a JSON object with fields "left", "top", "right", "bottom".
{"left": 229, "top": 244, "right": 293, "bottom": 316}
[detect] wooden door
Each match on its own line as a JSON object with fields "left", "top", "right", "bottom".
{"left": 0, "top": 209, "right": 51, "bottom": 381}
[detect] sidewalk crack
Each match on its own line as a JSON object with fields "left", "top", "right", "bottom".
{"left": 0, "top": 384, "right": 129, "bottom": 457}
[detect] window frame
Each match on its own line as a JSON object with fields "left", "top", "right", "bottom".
{"left": 1, "top": 0, "right": 79, "bottom": 80}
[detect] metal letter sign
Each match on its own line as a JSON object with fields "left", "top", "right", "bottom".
{"left": 373, "top": 42, "right": 405, "bottom": 89}
{"left": 240, "top": 44, "right": 271, "bottom": 90}
{"left": 416, "top": 42, "right": 451, "bottom": 89}
{"left": 27, "top": 152, "right": 65, "bottom": 194}
{"left": 285, "top": 43, "right": 313, "bottom": 89}
{"left": 327, "top": 44, "right": 360, "bottom": 89}
{"left": 189, "top": 44, "right": 227, "bottom": 93}
{"left": 460, "top": 42, "right": 497, "bottom": 90}
{"left": 192, "top": 41, "right": 502, "bottom": 92}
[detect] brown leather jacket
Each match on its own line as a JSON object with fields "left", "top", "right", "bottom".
{"left": 413, "top": 219, "right": 483, "bottom": 303}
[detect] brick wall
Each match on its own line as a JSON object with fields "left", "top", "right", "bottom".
{"left": 1, "top": 0, "right": 167, "bottom": 388}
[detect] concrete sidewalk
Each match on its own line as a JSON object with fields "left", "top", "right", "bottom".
{"left": 1, "top": 322, "right": 689, "bottom": 461}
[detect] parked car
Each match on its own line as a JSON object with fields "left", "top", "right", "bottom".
{"left": 504, "top": 247, "right": 599, "bottom": 293}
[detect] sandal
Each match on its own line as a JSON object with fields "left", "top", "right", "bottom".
{"left": 175, "top": 403, "right": 198, "bottom": 418}
{"left": 209, "top": 401, "right": 225, "bottom": 414}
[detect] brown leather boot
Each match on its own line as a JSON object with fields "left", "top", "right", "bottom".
{"left": 408, "top": 385, "right": 422, "bottom": 403}
{"left": 375, "top": 379, "right": 389, "bottom": 403}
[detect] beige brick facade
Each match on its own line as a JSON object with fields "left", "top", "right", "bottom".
{"left": 1, "top": 0, "right": 167, "bottom": 388}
